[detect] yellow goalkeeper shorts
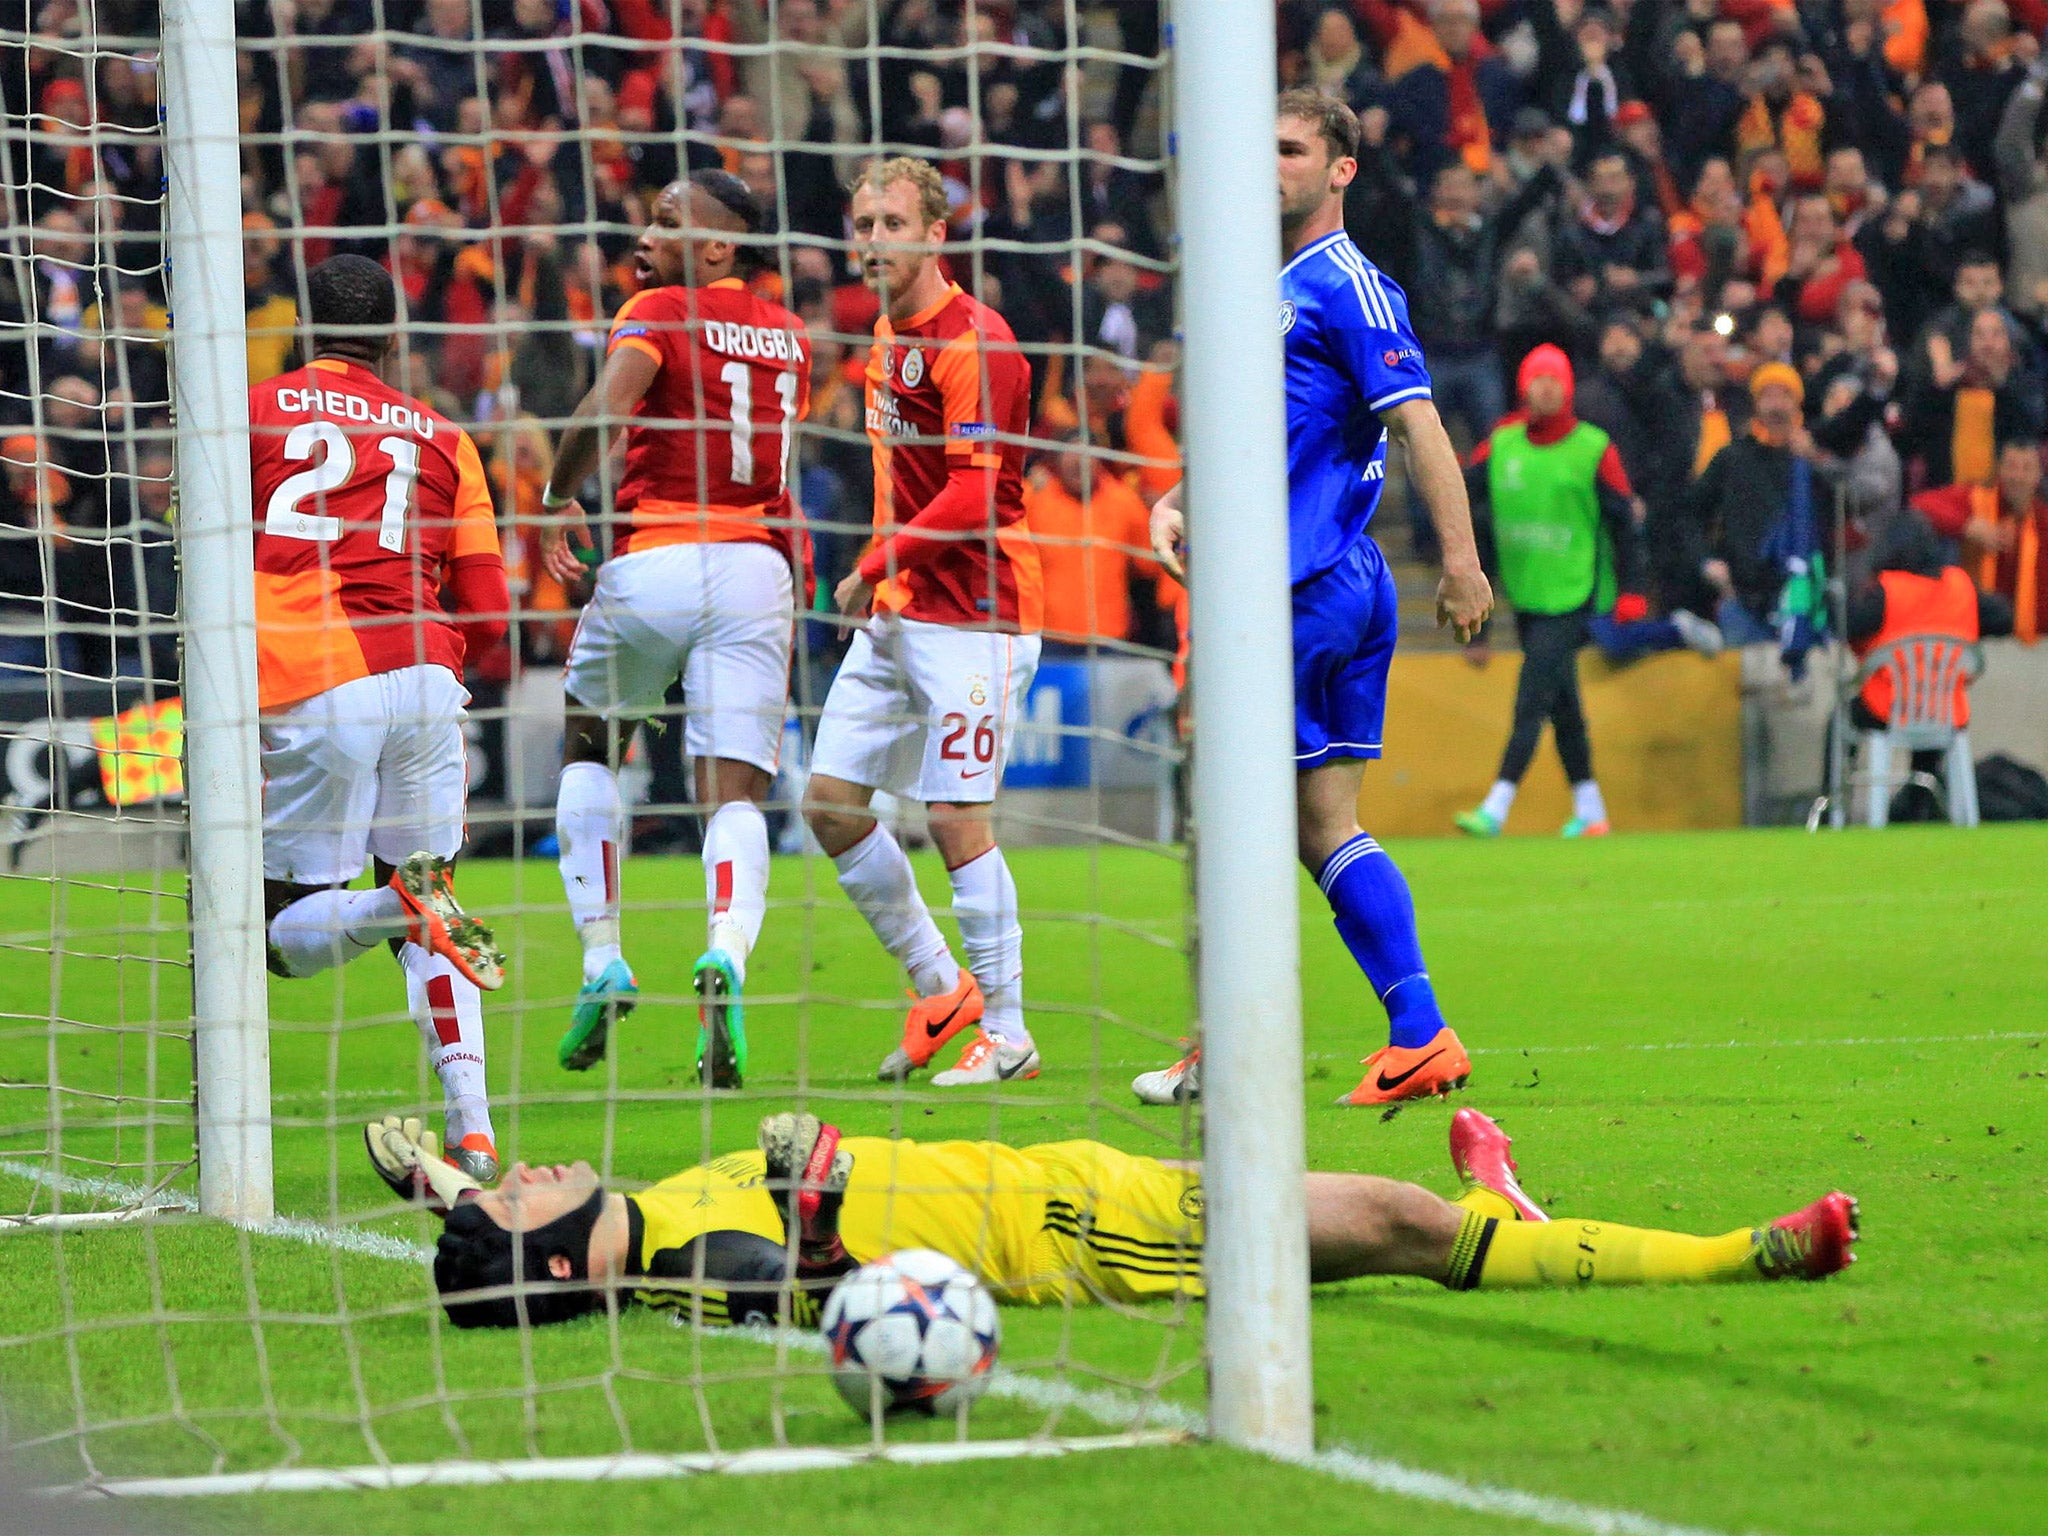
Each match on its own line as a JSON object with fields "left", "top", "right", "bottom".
{"left": 1009, "top": 1139, "right": 1206, "bottom": 1307}
{"left": 831, "top": 1137, "right": 1205, "bottom": 1307}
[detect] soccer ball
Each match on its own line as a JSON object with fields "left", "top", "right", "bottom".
{"left": 820, "top": 1249, "right": 1000, "bottom": 1418}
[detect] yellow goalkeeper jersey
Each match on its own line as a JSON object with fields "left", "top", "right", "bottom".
{"left": 627, "top": 1137, "right": 1204, "bottom": 1310}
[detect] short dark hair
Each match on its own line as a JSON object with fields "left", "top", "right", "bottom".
{"left": 689, "top": 167, "right": 764, "bottom": 236}
{"left": 305, "top": 254, "right": 396, "bottom": 346}
{"left": 1921, "top": 142, "right": 1964, "bottom": 167}
{"left": 433, "top": 1188, "right": 608, "bottom": 1330}
{"left": 1875, "top": 510, "right": 1944, "bottom": 576}
{"left": 1276, "top": 89, "right": 1360, "bottom": 163}
{"left": 688, "top": 168, "right": 768, "bottom": 274}
{"left": 1957, "top": 248, "right": 2000, "bottom": 271}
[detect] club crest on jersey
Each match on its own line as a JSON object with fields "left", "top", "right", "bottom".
{"left": 1279, "top": 299, "right": 1297, "bottom": 335}
{"left": 967, "top": 676, "right": 988, "bottom": 707}
{"left": 900, "top": 346, "right": 926, "bottom": 387}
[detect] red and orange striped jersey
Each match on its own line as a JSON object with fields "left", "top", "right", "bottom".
{"left": 863, "top": 284, "right": 1040, "bottom": 630}
{"left": 606, "top": 278, "right": 810, "bottom": 557}
{"left": 249, "top": 359, "right": 501, "bottom": 711}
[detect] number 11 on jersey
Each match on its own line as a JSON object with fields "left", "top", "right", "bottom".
{"left": 720, "top": 362, "right": 801, "bottom": 487}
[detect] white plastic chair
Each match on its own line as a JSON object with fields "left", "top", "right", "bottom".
{"left": 1813, "top": 634, "right": 1983, "bottom": 829}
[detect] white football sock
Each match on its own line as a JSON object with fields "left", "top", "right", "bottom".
{"left": 556, "top": 760, "right": 624, "bottom": 982}
{"left": 702, "top": 799, "right": 770, "bottom": 983}
{"left": 399, "top": 941, "right": 493, "bottom": 1145}
{"left": 1480, "top": 779, "right": 1518, "bottom": 824}
{"left": 948, "top": 846, "right": 1029, "bottom": 1046}
{"left": 1572, "top": 779, "right": 1608, "bottom": 825}
{"left": 831, "top": 824, "right": 959, "bottom": 997}
{"left": 267, "top": 886, "right": 409, "bottom": 978}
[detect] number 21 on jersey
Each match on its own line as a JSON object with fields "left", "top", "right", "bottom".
{"left": 264, "top": 420, "right": 421, "bottom": 551}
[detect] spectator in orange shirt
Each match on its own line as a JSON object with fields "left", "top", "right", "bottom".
{"left": 1123, "top": 341, "right": 1183, "bottom": 503}
{"left": 1024, "top": 431, "right": 1162, "bottom": 652}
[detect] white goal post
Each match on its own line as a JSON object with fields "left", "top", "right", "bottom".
{"left": 1170, "top": 2, "right": 1315, "bottom": 1460}
{"left": 163, "top": 0, "right": 273, "bottom": 1225}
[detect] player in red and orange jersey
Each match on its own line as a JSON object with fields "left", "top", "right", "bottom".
{"left": 250, "top": 255, "right": 510, "bottom": 1181}
{"left": 802, "top": 157, "right": 1046, "bottom": 1088}
{"left": 537, "top": 171, "right": 810, "bottom": 1089}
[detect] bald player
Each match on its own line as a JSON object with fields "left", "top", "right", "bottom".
{"left": 539, "top": 170, "right": 810, "bottom": 1090}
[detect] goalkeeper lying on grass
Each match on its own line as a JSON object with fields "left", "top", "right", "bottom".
{"left": 365, "top": 1110, "right": 1859, "bottom": 1330}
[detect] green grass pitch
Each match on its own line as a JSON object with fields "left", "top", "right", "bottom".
{"left": 0, "top": 826, "right": 2043, "bottom": 1534}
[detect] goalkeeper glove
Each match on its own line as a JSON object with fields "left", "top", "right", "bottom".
{"left": 364, "top": 1114, "right": 485, "bottom": 1214}
{"left": 758, "top": 1111, "right": 856, "bottom": 1277}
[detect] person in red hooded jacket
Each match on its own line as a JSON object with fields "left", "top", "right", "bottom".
{"left": 1456, "top": 345, "right": 1647, "bottom": 838}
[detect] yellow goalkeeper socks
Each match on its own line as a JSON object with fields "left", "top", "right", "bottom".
{"left": 1454, "top": 1186, "right": 1523, "bottom": 1224}
{"left": 1443, "top": 1210, "right": 1764, "bottom": 1290}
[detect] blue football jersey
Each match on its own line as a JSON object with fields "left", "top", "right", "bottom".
{"left": 1280, "top": 231, "right": 1433, "bottom": 585}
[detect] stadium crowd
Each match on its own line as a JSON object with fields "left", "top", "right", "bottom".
{"left": 3, "top": 0, "right": 2045, "bottom": 703}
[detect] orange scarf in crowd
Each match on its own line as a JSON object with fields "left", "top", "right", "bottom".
{"left": 1736, "top": 93, "right": 1827, "bottom": 189}
{"left": 1694, "top": 400, "right": 1732, "bottom": 476}
{"left": 1970, "top": 485, "right": 2041, "bottom": 642}
{"left": 1952, "top": 387, "right": 1996, "bottom": 486}
{"left": 1745, "top": 179, "right": 1792, "bottom": 290}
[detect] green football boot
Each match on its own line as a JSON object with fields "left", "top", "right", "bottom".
{"left": 558, "top": 957, "right": 638, "bottom": 1072}
{"left": 694, "top": 947, "right": 746, "bottom": 1089}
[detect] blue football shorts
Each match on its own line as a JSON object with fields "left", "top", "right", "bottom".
{"left": 1292, "top": 536, "right": 1397, "bottom": 767}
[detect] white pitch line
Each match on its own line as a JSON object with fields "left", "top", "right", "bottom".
{"left": 58, "top": 1433, "right": 1188, "bottom": 1499}
{"left": 1465, "top": 1028, "right": 2044, "bottom": 1059}
{"left": 0, "top": 1160, "right": 431, "bottom": 1265}
{"left": 0, "top": 1159, "right": 1752, "bottom": 1536}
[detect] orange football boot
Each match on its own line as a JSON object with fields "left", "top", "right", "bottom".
{"left": 876, "top": 970, "right": 984, "bottom": 1080}
{"left": 447, "top": 1132, "right": 500, "bottom": 1184}
{"left": 1340, "top": 1025, "right": 1472, "bottom": 1106}
{"left": 389, "top": 851, "right": 505, "bottom": 991}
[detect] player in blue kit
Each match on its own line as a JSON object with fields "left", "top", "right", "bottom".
{"left": 1137, "top": 91, "right": 1494, "bottom": 1110}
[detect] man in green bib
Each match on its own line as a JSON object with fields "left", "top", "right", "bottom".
{"left": 1456, "top": 345, "right": 1645, "bottom": 838}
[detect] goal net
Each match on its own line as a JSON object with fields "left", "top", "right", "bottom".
{"left": 0, "top": 0, "right": 1239, "bottom": 1495}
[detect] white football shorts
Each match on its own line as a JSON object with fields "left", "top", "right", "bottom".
{"left": 563, "top": 541, "right": 793, "bottom": 775}
{"left": 260, "top": 663, "right": 469, "bottom": 887}
{"left": 809, "top": 614, "right": 1042, "bottom": 805}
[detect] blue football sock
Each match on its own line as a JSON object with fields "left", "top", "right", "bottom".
{"left": 1317, "top": 833, "right": 1447, "bottom": 1050}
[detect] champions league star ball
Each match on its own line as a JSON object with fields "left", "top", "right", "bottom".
{"left": 820, "top": 1249, "right": 1000, "bottom": 1418}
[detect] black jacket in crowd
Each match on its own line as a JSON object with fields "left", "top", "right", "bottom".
{"left": 1355, "top": 156, "right": 1563, "bottom": 359}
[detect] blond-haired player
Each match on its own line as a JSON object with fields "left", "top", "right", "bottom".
{"left": 803, "top": 157, "right": 1045, "bottom": 1087}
